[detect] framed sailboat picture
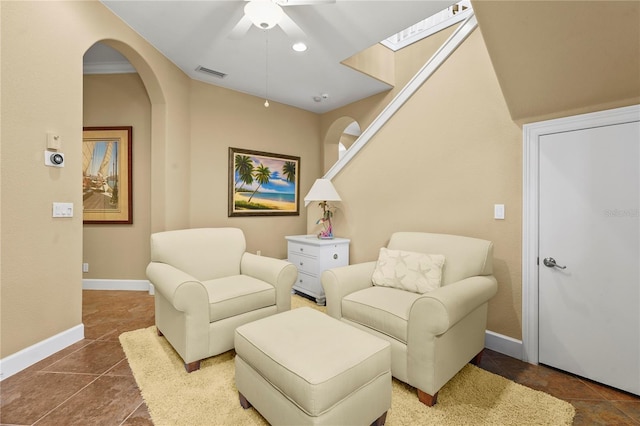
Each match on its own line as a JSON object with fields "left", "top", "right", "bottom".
{"left": 82, "top": 127, "right": 133, "bottom": 224}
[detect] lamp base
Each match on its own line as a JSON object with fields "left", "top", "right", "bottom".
{"left": 317, "top": 229, "right": 334, "bottom": 239}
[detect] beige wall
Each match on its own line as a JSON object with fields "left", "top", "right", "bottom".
{"left": 319, "top": 24, "right": 459, "bottom": 174}
{"left": 3, "top": 1, "right": 637, "bottom": 361}
{"left": 0, "top": 2, "right": 519, "bottom": 357}
{"left": 1, "top": 0, "right": 321, "bottom": 359}
{"left": 319, "top": 29, "right": 524, "bottom": 339}
{"left": 83, "top": 73, "right": 152, "bottom": 280}
{"left": 322, "top": 25, "right": 459, "bottom": 143}
{"left": 81, "top": 75, "right": 319, "bottom": 280}
{"left": 188, "top": 80, "right": 321, "bottom": 259}
{"left": 473, "top": 1, "right": 640, "bottom": 124}
{"left": 3, "top": 1, "right": 90, "bottom": 356}
{"left": 342, "top": 43, "right": 395, "bottom": 86}
{"left": 1, "top": 0, "right": 189, "bottom": 358}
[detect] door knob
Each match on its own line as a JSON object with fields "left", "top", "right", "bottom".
{"left": 543, "top": 257, "right": 566, "bottom": 269}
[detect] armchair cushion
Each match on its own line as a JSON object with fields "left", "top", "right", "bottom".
{"left": 343, "top": 286, "right": 421, "bottom": 343}
{"left": 204, "top": 275, "right": 275, "bottom": 322}
{"left": 372, "top": 248, "right": 445, "bottom": 294}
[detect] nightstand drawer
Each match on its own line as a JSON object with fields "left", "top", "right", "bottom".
{"left": 288, "top": 252, "right": 319, "bottom": 275}
{"left": 294, "top": 271, "right": 320, "bottom": 290}
{"left": 292, "top": 271, "right": 324, "bottom": 304}
{"left": 288, "top": 241, "right": 320, "bottom": 258}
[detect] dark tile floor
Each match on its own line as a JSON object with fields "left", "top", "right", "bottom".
{"left": 1, "top": 290, "right": 639, "bottom": 425}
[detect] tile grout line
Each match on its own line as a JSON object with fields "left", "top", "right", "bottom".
{"left": 32, "top": 374, "right": 102, "bottom": 425}
{"left": 37, "top": 338, "right": 98, "bottom": 373}
{"left": 120, "top": 401, "right": 146, "bottom": 426}
{"left": 578, "top": 376, "right": 640, "bottom": 402}
{"left": 566, "top": 397, "right": 639, "bottom": 425}
{"left": 31, "top": 340, "right": 127, "bottom": 425}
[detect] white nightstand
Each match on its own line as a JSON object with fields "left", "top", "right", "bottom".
{"left": 286, "top": 235, "right": 350, "bottom": 305}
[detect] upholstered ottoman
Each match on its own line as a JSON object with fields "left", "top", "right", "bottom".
{"left": 234, "top": 307, "right": 391, "bottom": 425}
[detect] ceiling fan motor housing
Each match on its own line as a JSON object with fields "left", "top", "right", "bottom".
{"left": 244, "top": 1, "right": 284, "bottom": 30}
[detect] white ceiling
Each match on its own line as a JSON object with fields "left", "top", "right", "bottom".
{"left": 87, "top": 1, "right": 456, "bottom": 113}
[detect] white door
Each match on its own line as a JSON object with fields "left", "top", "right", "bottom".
{"left": 538, "top": 120, "right": 640, "bottom": 395}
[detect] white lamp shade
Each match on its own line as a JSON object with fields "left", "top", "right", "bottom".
{"left": 244, "top": 0, "right": 284, "bottom": 29}
{"left": 304, "top": 179, "right": 342, "bottom": 202}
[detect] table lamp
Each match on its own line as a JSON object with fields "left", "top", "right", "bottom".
{"left": 304, "top": 179, "right": 342, "bottom": 239}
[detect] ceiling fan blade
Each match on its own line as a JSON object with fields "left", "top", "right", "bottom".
{"left": 277, "top": 0, "right": 335, "bottom": 5}
{"left": 278, "top": 12, "right": 305, "bottom": 39}
{"left": 228, "top": 15, "right": 252, "bottom": 39}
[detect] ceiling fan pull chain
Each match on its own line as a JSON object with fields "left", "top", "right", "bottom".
{"left": 264, "top": 30, "right": 270, "bottom": 107}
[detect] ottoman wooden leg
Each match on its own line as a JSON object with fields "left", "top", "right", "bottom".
{"left": 371, "top": 411, "right": 387, "bottom": 426}
{"left": 184, "top": 360, "right": 201, "bottom": 373}
{"left": 418, "top": 389, "right": 438, "bottom": 406}
{"left": 239, "top": 392, "right": 252, "bottom": 409}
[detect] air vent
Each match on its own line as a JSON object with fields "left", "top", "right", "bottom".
{"left": 195, "top": 65, "right": 227, "bottom": 79}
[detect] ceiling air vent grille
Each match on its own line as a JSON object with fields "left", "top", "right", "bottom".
{"left": 195, "top": 65, "right": 227, "bottom": 79}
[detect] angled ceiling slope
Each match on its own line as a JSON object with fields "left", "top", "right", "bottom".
{"left": 473, "top": 0, "right": 640, "bottom": 123}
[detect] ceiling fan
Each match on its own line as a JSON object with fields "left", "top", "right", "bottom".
{"left": 229, "top": 0, "right": 335, "bottom": 39}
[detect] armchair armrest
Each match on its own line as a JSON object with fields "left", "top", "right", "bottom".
{"left": 146, "top": 262, "right": 209, "bottom": 314}
{"left": 240, "top": 253, "right": 298, "bottom": 311}
{"left": 321, "top": 261, "right": 377, "bottom": 319}
{"left": 410, "top": 275, "right": 498, "bottom": 335}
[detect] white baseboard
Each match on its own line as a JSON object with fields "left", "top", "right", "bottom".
{"left": 0, "top": 324, "right": 84, "bottom": 381}
{"left": 485, "top": 330, "right": 523, "bottom": 360}
{"left": 1, "top": 280, "right": 154, "bottom": 381}
{"left": 83, "top": 279, "right": 153, "bottom": 294}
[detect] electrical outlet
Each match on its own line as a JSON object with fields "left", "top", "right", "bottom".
{"left": 256, "top": 250, "right": 262, "bottom": 256}
{"left": 82, "top": 263, "right": 89, "bottom": 273}
{"left": 494, "top": 204, "right": 505, "bottom": 220}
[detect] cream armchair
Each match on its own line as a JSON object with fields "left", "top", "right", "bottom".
{"left": 146, "top": 228, "right": 297, "bottom": 372}
{"left": 322, "top": 232, "right": 497, "bottom": 406}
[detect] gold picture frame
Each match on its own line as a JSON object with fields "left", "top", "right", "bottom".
{"left": 82, "top": 127, "right": 133, "bottom": 224}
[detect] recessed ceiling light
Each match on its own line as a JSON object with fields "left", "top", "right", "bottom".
{"left": 292, "top": 42, "right": 307, "bottom": 52}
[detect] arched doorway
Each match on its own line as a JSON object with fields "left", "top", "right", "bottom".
{"left": 82, "top": 42, "right": 154, "bottom": 289}
{"left": 340, "top": 121, "right": 361, "bottom": 160}
{"left": 323, "top": 117, "right": 361, "bottom": 174}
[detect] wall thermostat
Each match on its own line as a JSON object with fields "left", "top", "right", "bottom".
{"left": 44, "top": 150, "right": 65, "bottom": 167}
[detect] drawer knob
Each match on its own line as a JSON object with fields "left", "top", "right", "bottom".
{"left": 333, "top": 254, "right": 338, "bottom": 260}
{"left": 299, "top": 262, "right": 303, "bottom": 266}
{"left": 299, "top": 248, "right": 304, "bottom": 252}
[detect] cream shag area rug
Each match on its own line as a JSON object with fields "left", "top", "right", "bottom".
{"left": 120, "top": 296, "right": 575, "bottom": 425}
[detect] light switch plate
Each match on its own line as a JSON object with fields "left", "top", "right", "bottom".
{"left": 494, "top": 204, "right": 505, "bottom": 220}
{"left": 53, "top": 202, "right": 73, "bottom": 218}
{"left": 47, "top": 133, "right": 62, "bottom": 150}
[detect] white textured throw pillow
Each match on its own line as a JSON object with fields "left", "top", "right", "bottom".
{"left": 372, "top": 248, "right": 445, "bottom": 294}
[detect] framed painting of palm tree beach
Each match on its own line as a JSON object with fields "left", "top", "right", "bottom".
{"left": 82, "top": 126, "right": 133, "bottom": 224}
{"left": 229, "top": 147, "right": 300, "bottom": 217}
